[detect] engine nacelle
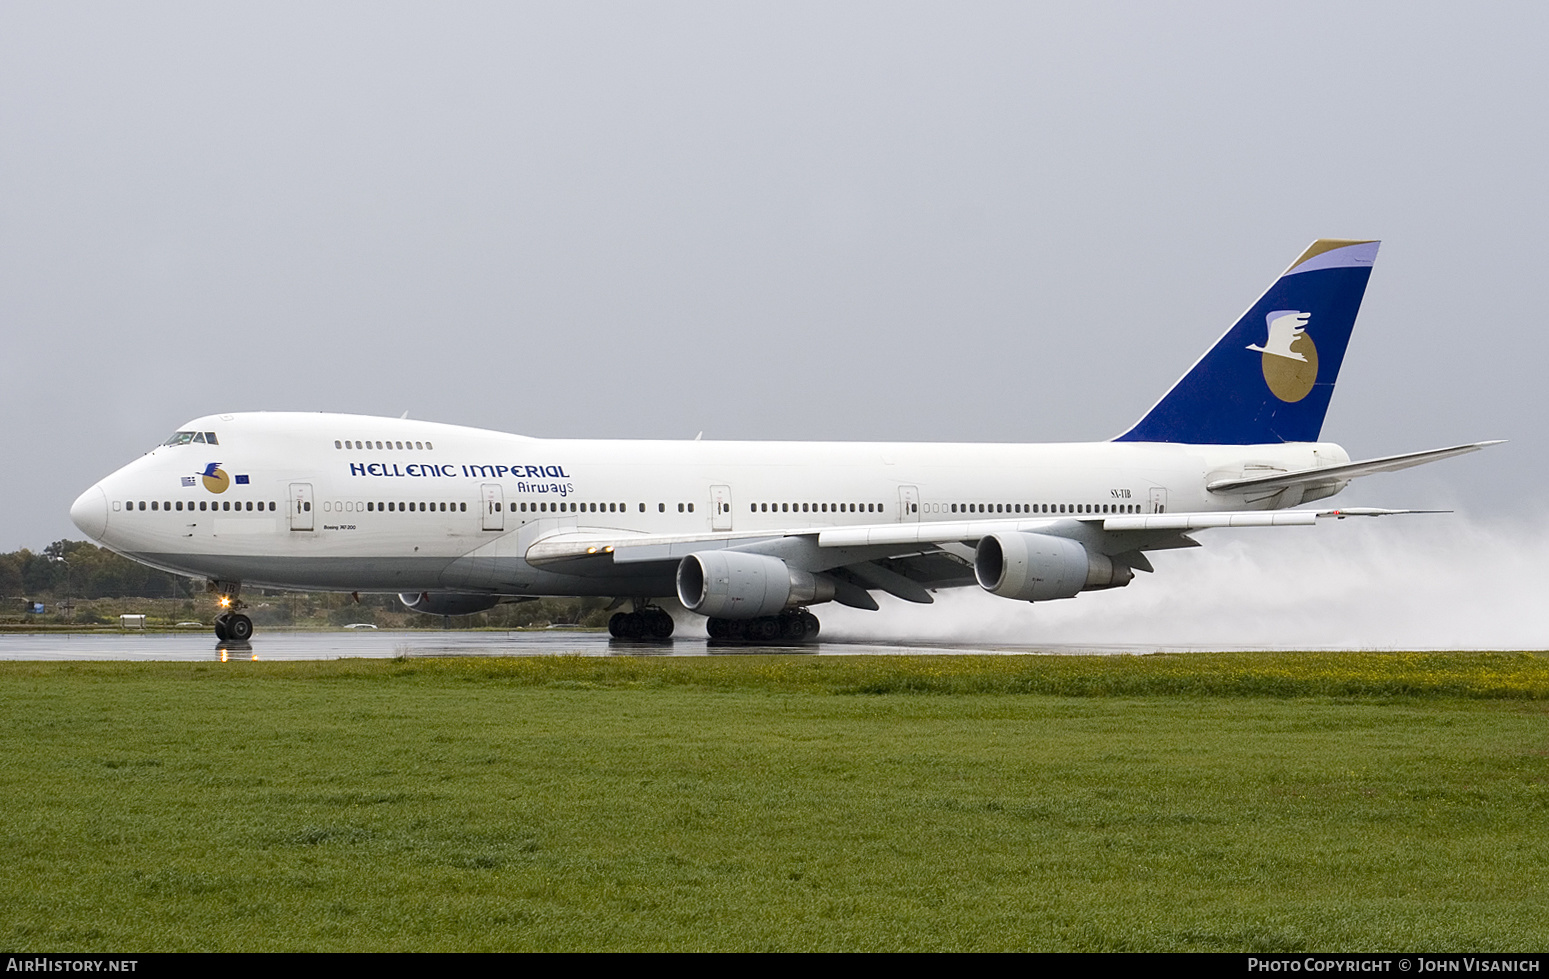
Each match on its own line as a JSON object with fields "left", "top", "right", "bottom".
{"left": 973, "top": 532, "right": 1133, "bottom": 602}
{"left": 398, "top": 591, "right": 501, "bottom": 616}
{"left": 676, "top": 551, "right": 836, "bottom": 619}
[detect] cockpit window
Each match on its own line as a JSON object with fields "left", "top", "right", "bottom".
{"left": 160, "top": 431, "right": 219, "bottom": 446}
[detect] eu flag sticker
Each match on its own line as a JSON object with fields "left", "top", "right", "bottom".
{"left": 235, "top": 474, "right": 250, "bottom": 484}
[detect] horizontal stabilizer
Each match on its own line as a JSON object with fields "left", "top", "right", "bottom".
{"left": 1206, "top": 441, "right": 1504, "bottom": 494}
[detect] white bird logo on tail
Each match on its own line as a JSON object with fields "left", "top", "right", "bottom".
{"left": 1247, "top": 311, "right": 1312, "bottom": 361}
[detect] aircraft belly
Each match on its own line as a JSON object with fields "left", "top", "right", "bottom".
{"left": 528, "top": 570, "right": 679, "bottom": 598}
{"left": 138, "top": 552, "right": 458, "bottom": 591}
{"left": 439, "top": 551, "right": 671, "bottom": 595}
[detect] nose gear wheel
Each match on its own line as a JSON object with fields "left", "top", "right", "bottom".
{"left": 213, "top": 612, "right": 253, "bottom": 642}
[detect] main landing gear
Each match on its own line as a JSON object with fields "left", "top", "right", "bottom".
{"left": 706, "top": 608, "right": 820, "bottom": 644}
{"left": 208, "top": 579, "right": 253, "bottom": 642}
{"left": 608, "top": 606, "right": 676, "bottom": 640}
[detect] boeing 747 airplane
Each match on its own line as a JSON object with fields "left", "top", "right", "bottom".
{"left": 70, "top": 239, "right": 1497, "bottom": 642}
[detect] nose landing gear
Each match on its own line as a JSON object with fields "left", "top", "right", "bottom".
{"left": 213, "top": 612, "right": 253, "bottom": 642}
{"left": 208, "top": 579, "right": 252, "bottom": 642}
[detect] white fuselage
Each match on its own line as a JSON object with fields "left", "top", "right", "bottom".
{"left": 71, "top": 412, "right": 1350, "bottom": 597}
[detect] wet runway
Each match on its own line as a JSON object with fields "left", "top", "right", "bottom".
{"left": 0, "top": 629, "right": 1166, "bottom": 661}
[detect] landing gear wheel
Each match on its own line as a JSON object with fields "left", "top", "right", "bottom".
{"left": 213, "top": 614, "right": 230, "bottom": 641}
{"left": 611, "top": 606, "right": 674, "bottom": 641}
{"left": 644, "top": 608, "right": 674, "bottom": 639}
{"left": 608, "top": 612, "right": 643, "bottom": 639}
{"left": 706, "top": 611, "right": 820, "bottom": 645}
{"left": 226, "top": 614, "right": 254, "bottom": 642}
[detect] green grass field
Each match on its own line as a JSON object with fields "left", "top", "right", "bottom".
{"left": 2, "top": 653, "right": 1547, "bottom": 951}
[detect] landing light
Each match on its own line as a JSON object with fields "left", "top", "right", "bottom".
{"left": 218, "top": 596, "right": 231, "bottom": 607}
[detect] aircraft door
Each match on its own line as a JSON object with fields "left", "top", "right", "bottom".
{"left": 289, "top": 483, "right": 314, "bottom": 531}
{"left": 1149, "top": 487, "right": 1168, "bottom": 514}
{"left": 897, "top": 485, "right": 920, "bottom": 523}
{"left": 482, "top": 484, "right": 505, "bottom": 531}
{"left": 711, "top": 485, "right": 733, "bottom": 531}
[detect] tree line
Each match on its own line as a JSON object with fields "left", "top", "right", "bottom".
{"left": 0, "top": 540, "right": 190, "bottom": 601}
{"left": 2, "top": 540, "right": 611, "bottom": 629}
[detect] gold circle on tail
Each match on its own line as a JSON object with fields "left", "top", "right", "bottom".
{"left": 1261, "top": 333, "right": 1318, "bottom": 402}
{"left": 202, "top": 468, "right": 230, "bottom": 493}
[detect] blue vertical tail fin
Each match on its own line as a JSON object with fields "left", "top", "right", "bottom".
{"left": 1116, "top": 239, "right": 1379, "bottom": 444}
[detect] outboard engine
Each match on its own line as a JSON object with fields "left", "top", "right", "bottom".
{"left": 973, "top": 532, "right": 1133, "bottom": 602}
{"left": 398, "top": 591, "right": 501, "bottom": 616}
{"left": 676, "top": 551, "right": 835, "bottom": 619}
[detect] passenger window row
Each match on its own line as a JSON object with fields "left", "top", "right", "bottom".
{"left": 115, "top": 496, "right": 1145, "bottom": 520}
{"left": 117, "top": 500, "right": 275, "bottom": 512}
{"left": 491, "top": 501, "right": 695, "bottom": 514}
{"left": 116, "top": 497, "right": 722, "bottom": 517}
{"left": 335, "top": 439, "right": 433, "bottom": 450}
{"left": 751, "top": 502, "right": 885, "bottom": 514}
{"left": 322, "top": 501, "right": 468, "bottom": 513}
{"left": 947, "top": 502, "right": 1140, "bottom": 515}
{"left": 496, "top": 501, "right": 633, "bottom": 513}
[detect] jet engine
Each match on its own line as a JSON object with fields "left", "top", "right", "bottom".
{"left": 973, "top": 532, "right": 1133, "bottom": 602}
{"left": 676, "top": 551, "right": 836, "bottom": 619}
{"left": 398, "top": 591, "right": 502, "bottom": 616}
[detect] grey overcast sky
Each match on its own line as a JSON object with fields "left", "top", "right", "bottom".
{"left": 2, "top": 2, "right": 1542, "bottom": 551}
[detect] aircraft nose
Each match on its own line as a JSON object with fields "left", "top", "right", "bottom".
{"left": 71, "top": 484, "right": 109, "bottom": 541}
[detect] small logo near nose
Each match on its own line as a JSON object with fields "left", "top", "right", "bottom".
{"left": 199, "top": 462, "right": 230, "bottom": 493}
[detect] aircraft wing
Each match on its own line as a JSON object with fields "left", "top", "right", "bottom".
{"left": 1206, "top": 440, "right": 1503, "bottom": 494}
{"left": 521, "top": 506, "right": 1428, "bottom": 605}
{"left": 811, "top": 505, "right": 1416, "bottom": 546}
{"left": 527, "top": 506, "right": 1423, "bottom": 561}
